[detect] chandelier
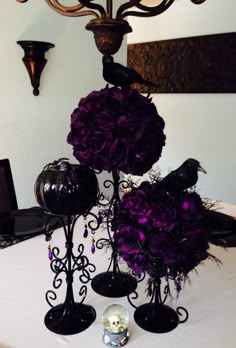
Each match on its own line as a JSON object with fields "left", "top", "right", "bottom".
{"left": 17, "top": 0, "right": 206, "bottom": 55}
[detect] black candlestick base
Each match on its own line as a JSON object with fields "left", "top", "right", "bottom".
{"left": 91, "top": 271, "right": 137, "bottom": 298}
{"left": 134, "top": 303, "right": 180, "bottom": 333}
{"left": 44, "top": 302, "right": 96, "bottom": 335}
{"left": 43, "top": 213, "right": 98, "bottom": 335}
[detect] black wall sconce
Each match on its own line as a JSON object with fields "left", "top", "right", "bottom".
{"left": 17, "top": 40, "right": 55, "bottom": 96}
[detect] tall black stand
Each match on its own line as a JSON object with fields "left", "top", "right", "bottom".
{"left": 44, "top": 214, "right": 97, "bottom": 335}
{"left": 91, "top": 170, "right": 137, "bottom": 297}
{"left": 130, "top": 278, "right": 189, "bottom": 333}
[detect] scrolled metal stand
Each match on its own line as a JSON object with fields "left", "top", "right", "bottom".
{"left": 44, "top": 213, "right": 98, "bottom": 335}
{"left": 128, "top": 277, "right": 189, "bottom": 333}
{"left": 91, "top": 170, "right": 137, "bottom": 297}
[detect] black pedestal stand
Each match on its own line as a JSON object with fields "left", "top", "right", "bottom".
{"left": 130, "top": 278, "right": 189, "bottom": 333}
{"left": 44, "top": 214, "right": 96, "bottom": 335}
{"left": 91, "top": 170, "right": 137, "bottom": 298}
{"left": 91, "top": 251, "right": 137, "bottom": 298}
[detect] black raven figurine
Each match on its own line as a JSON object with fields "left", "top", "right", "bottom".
{"left": 102, "top": 55, "right": 158, "bottom": 89}
{"left": 160, "top": 158, "right": 206, "bottom": 195}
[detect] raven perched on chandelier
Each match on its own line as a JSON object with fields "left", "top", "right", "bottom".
{"left": 103, "top": 55, "right": 158, "bottom": 88}
{"left": 16, "top": 0, "right": 207, "bottom": 55}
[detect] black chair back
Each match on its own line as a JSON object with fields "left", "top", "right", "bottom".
{"left": 0, "top": 159, "right": 18, "bottom": 215}
{"left": 0, "top": 158, "right": 62, "bottom": 248}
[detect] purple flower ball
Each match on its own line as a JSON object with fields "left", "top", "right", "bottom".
{"left": 117, "top": 181, "right": 210, "bottom": 278}
{"left": 67, "top": 86, "right": 166, "bottom": 175}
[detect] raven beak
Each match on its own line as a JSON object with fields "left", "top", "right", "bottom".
{"left": 198, "top": 165, "right": 207, "bottom": 174}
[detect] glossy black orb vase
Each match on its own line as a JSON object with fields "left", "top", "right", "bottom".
{"left": 34, "top": 158, "right": 98, "bottom": 216}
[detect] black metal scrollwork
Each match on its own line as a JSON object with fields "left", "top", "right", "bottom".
{"left": 176, "top": 306, "right": 189, "bottom": 323}
{"left": 44, "top": 213, "right": 97, "bottom": 335}
{"left": 91, "top": 170, "right": 138, "bottom": 297}
{"left": 45, "top": 214, "right": 97, "bottom": 306}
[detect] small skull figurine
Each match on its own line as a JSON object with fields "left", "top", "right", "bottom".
{"left": 109, "top": 314, "right": 122, "bottom": 333}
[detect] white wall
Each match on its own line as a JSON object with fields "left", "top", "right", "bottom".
{"left": 1, "top": 0, "right": 235, "bottom": 210}
{"left": 0, "top": 1, "right": 125, "bottom": 208}
{"left": 127, "top": 0, "right": 236, "bottom": 208}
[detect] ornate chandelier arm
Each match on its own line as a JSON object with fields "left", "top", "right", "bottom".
{"left": 116, "top": 0, "right": 142, "bottom": 20}
{"left": 136, "top": 0, "right": 207, "bottom": 10}
{"left": 117, "top": 0, "right": 206, "bottom": 20}
{"left": 118, "top": 0, "right": 176, "bottom": 19}
{"left": 16, "top": 0, "right": 101, "bottom": 18}
{"left": 17, "top": 0, "right": 207, "bottom": 19}
{"left": 136, "top": 0, "right": 175, "bottom": 12}
{"left": 45, "top": 0, "right": 83, "bottom": 13}
{"left": 78, "top": 0, "right": 107, "bottom": 18}
{"left": 44, "top": 0, "right": 100, "bottom": 18}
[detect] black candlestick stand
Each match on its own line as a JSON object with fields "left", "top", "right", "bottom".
{"left": 44, "top": 214, "right": 97, "bottom": 335}
{"left": 91, "top": 170, "right": 137, "bottom": 297}
{"left": 129, "top": 277, "right": 189, "bottom": 333}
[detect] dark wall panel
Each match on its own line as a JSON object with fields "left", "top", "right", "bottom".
{"left": 127, "top": 33, "right": 236, "bottom": 93}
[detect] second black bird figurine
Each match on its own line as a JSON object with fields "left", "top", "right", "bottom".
{"left": 160, "top": 158, "right": 206, "bottom": 195}
{"left": 102, "top": 55, "right": 158, "bottom": 89}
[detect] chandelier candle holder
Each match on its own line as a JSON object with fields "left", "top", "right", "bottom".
{"left": 34, "top": 158, "right": 99, "bottom": 335}
{"left": 16, "top": 1, "right": 207, "bottom": 55}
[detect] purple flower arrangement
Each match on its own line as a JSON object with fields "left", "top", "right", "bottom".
{"left": 117, "top": 180, "right": 211, "bottom": 283}
{"left": 67, "top": 86, "right": 166, "bottom": 175}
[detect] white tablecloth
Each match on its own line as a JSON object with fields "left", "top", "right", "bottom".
{"left": 0, "top": 216, "right": 235, "bottom": 348}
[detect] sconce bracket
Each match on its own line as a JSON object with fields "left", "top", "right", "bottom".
{"left": 17, "top": 40, "right": 55, "bottom": 96}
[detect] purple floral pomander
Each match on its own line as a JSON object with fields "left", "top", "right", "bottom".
{"left": 117, "top": 181, "right": 210, "bottom": 279}
{"left": 67, "top": 86, "right": 166, "bottom": 175}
